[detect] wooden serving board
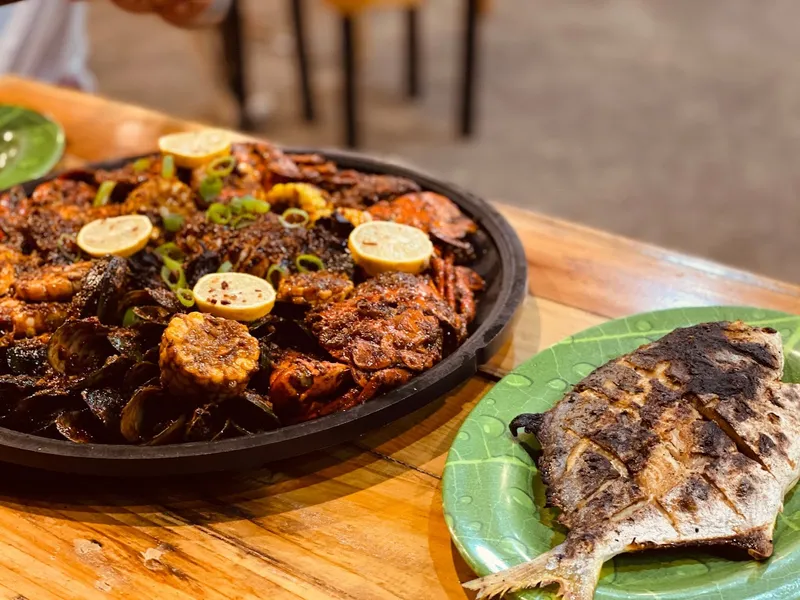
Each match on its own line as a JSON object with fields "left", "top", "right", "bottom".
{"left": 0, "top": 76, "right": 798, "bottom": 599}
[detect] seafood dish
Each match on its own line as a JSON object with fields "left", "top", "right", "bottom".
{"left": 465, "top": 321, "right": 800, "bottom": 600}
{"left": 0, "top": 132, "right": 485, "bottom": 445}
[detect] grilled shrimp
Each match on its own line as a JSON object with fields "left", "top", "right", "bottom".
{"left": 0, "top": 246, "right": 40, "bottom": 298}
{"left": 14, "top": 261, "right": 93, "bottom": 303}
{"left": 276, "top": 272, "right": 354, "bottom": 307}
{"left": 0, "top": 298, "right": 70, "bottom": 338}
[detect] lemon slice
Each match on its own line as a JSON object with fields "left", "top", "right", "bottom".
{"left": 348, "top": 221, "right": 434, "bottom": 276}
{"left": 158, "top": 129, "right": 231, "bottom": 168}
{"left": 193, "top": 272, "right": 276, "bottom": 321}
{"left": 77, "top": 215, "right": 153, "bottom": 258}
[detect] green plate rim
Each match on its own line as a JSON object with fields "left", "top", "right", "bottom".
{"left": 443, "top": 305, "right": 800, "bottom": 600}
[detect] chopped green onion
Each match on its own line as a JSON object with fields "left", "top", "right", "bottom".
{"left": 267, "top": 264, "right": 288, "bottom": 287}
{"left": 206, "top": 202, "right": 232, "bottom": 225}
{"left": 176, "top": 288, "right": 196, "bottom": 307}
{"left": 122, "top": 307, "right": 140, "bottom": 327}
{"left": 155, "top": 242, "right": 185, "bottom": 263}
{"left": 160, "top": 265, "right": 186, "bottom": 291}
{"left": 161, "top": 155, "right": 175, "bottom": 179}
{"left": 217, "top": 261, "right": 233, "bottom": 273}
{"left": 93, "top": 181, "right": 116, "bottom": 207}
{"left": 229, "top": 196, "right": 245, "bottom": 214}
{"left": 132, "top": 157, "right": 151, "bottom": 173}
{"left": 199, "top": 175, "right": 223, "bottom": 203}
{"left": 207, "top": 155, "right": 236, "bottom": 178}
{"left": 296, "top": 254, "right": 325, "bottom": 273}
{"left": 279, "top": 208, "right": 309, "bottom": 229}
{"left": 162, "top": 212, "right": 184, "bottom": 233}
{"left": 242, "top": 197, "right": 270, "bottom": 214}
{"left": 231, "top": 213, "right": 257, "bottom": 229}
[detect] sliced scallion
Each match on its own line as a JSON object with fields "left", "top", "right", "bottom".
{"left": 199, "top": 175, "right": 223, "bottom": 203}
{"left": 160, "top": 265, "right": 186, "bottom": 291}
{"left": 279, "top": 207, "right": 309, "bottom": 229}
{"left": 161, "top": 155, "right": 175, "bottom": 179}
{"left": 267, "top": 264, "right": 288, "bottom": 287}
{"left": 217, "top": 260, "right": 233, "bottom": 273}
{"left": 296, "top": 254, "right": 325, "bottom": 273}
{"left": 206, "top": 202, "right": 232, "bottom": 225}
{"left": 93, "top": 181, "right": 116, "bottom": 207}
{"left": 231, "top": 213, "right": 257, "bottom": 229}
{"left": 207, "top": 155, "right": 236, "bottom": 178}
{"left": 176, "top": 288, "right": 196, "bottom": 307}
{"left": 122, "top": 307, "right": 139, "bottom": 327}
{"left": 132, "top": 157, "right": 151, "bottom": 173}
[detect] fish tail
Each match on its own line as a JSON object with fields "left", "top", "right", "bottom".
{"left": 462, "top": 538, "right": 604, "bottom": 600}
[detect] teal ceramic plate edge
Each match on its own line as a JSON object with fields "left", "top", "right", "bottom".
{"left": 0, "top": 104, "right": 65, "bottom": 190}
{"left": 443, "top": 306, "right": 800, "bottom": 600}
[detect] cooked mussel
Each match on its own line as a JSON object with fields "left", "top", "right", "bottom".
{"left": 70, "top": 256, "right": 129, "bottom": 324}
{"left": 4, "top": 335, "right": 51, "bottom": 376}
{"left": 55, "top": 409, "right": 107, "bottom": 443}
{"left": 47, "top": 318, "right": 114, "bottom": 375}
{"left": 120, "top": 384, "right": 189, "bottom": 445}
{"left": 82, "top": 388, "right": 127, "bottom": 431}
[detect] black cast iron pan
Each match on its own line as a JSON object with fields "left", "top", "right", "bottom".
{"left": 0, "top": 148, "right": 527, "bottom": 476}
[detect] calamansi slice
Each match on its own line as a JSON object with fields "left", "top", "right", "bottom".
{"left": 193, "top": 272, "right": 276, "bottom": 322}
{"left": 158, "top": 129, "right": 232, "bottom": 169}
{"left": 77, "top": 215, "right": 153, "bottom": 258}
{"left": 348, "top": 221, "right": 434, "bottom": 276}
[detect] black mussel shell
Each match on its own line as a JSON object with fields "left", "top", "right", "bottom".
{"left": 228, "top": 391, "right": 281, "bottom": 432}
{"left": 144, "top": 414, "right": 187, "bottom": 446}
{"left": 14, "top": 388, "right": 83, "bottom": 433}
{"left": 82, "top": 388, "right": 127, "bottom": 431}
{"left": 55, "top": 409, "right": 108, "bottom": 443}
{"left": 132, "top": 306, "right": 173, "bottom": 326}
{"left": 184, "top": 403, "right": 226, "bottom": 442}
{"left": 107, "top": 327, "right": 161, "bottom": 362}
{"left": 185, "top": 250, "right": 221, "bottom": 288}
{"left": 73, "top": 354, "right": 135, "bottom": 391}
{"left": 122, "top": 362, "right": 160, "bottom": 395}
{"left": 47, "top": 319, "right": 115, "bottom": 376}
{"left": 4, "top": 337, "right": 50, "bottom": 376}
{"left": 211, "top": 419, "right": 252, "bottom": 441}
{"left": 71, "top": 256, "right": 129, "bottom": 324}
{"left": 120, "top": 384, "right": 189, "bottom": 444}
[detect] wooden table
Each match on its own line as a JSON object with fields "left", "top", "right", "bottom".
{"left": 0, "top": 76, "right": 799, "bottom": 600}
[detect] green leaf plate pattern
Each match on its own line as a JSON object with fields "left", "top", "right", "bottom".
{"left": 0, "top": 104, "right": 65, "bottom": 190}
{"left": 443, "top": 306, "right": 800, "bottom": 600}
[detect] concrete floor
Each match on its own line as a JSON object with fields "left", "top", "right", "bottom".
{"left": 88, "top": 0, "right": 800, "bottom": 283}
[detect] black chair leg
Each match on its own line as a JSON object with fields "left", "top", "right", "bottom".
{"left": 459, "top": 0, "right": 479, "bottom": 137}
{"left": 405, "top": 7, "right": 420, "bottom": 99}
{"left": 290, "top": 0, "right": 316, "bottom": 122}
{"left": 342, "top": 15, "right": 358, "bottom": 148}
{"left": 219, "top": 0, "right": 253, "bottom": 131}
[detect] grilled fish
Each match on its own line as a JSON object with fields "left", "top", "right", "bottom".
{"left": 465, "top": 321, "right": 800, "bottom": 600}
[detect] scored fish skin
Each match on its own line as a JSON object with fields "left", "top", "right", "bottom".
{"left": 464, "top": 321, "right": 800, "bottom": 600}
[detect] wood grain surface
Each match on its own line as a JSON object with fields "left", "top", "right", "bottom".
{"left": 0, "top": 76, "right": 798, "bottom": 599}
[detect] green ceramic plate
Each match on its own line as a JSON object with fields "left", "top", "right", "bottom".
{"left": 443, "top": 306, "right": 800, "bottom": 600}
{"left": 0, "top": 104, "right": 65, "bottom": 190}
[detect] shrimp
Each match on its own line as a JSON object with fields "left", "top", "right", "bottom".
{"left": 14, "top": 261, "right": 93, "bottom": 303}
{"left": 0, "top": 298, "right": 70, "bottom": 338}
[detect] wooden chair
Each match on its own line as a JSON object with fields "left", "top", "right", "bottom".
{"left": 220, "top": 0, "right": 487, "bottom": 147}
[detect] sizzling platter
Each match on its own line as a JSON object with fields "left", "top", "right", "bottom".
{"left": 0, "top": 132, "right": 526, "bottom": 475}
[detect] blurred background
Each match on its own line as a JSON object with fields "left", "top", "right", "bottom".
{"left": 50, "top": 1, "right": 800, "bottom": 281}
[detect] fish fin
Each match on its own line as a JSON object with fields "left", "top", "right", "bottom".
{"left": 463, "top": 538, "right": 604, "bottom": 600}
{"left": 510, "top": 413, "right": 545, "bottom": 437}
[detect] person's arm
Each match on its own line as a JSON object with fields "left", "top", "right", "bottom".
{"left": 109, "top": 0, "right": 233, "bottom": 28}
